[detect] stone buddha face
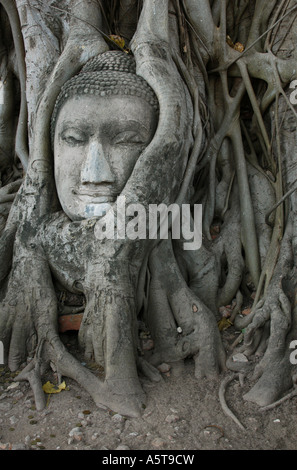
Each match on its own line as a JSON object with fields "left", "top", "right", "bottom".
{"left": 54, "top": 93, "right": 157, "bottom": 221}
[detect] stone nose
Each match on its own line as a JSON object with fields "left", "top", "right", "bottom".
{"left": 80, "top": 140, "right": 115, "bottom": 184}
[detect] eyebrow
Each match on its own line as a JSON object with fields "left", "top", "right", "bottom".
{"left": 111, "top": 120, "right": 150, "bottom": 134}
{"left": 60, "top": 119, "right": 150, "bottom": 135}
{"left": 60, "top": 120, "right": 92, "bottom": 133}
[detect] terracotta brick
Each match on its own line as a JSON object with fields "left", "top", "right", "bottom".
{"left": 58, "top": 313, "right": 83, "bottom": 332}
{"left": 241, "top": 308, "right": 251, "bottom": 316}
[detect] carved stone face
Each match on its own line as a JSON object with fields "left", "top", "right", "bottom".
{"left": 54, "top": 94, "right": 158, "bottom": 221}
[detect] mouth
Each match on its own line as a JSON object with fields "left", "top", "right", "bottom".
{"left": 72, "top": 188, "right": 116, "bottom": 203}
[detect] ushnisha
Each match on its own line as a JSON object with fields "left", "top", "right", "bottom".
{"left": 51, "top": 50, "right": 159, "bottom": 143}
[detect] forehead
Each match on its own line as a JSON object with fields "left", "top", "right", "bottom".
{"left": 55, "top": 94, "right": 157, "bottom": 129}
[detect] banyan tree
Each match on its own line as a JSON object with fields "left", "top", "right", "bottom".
{"left": 1, "top": 0, "right": 297, "bottom": 419}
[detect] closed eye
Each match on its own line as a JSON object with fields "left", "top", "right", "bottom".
{"left": 113, "top": 131, "right": 147, "bottom": 145}
{"left": 60, "top": 128, "right": 88, "bottom": 146}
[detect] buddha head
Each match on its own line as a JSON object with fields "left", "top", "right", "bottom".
{"left": 51, "top": 51, "right": 159, "bottom": 221}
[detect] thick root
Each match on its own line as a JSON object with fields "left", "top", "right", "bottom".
{"left": 17, "top": 335, "right": 147, "bottom": 418}
{"left": 238, "top": 287, "right": 294, "bottom": 406}
{"left": 260, "top": 376, "right": 297, "bottom": 411}
{"left": 145, "top": 239, "right": 226, "bottom": 378}
{"left": 243, "top": 356, "right": 293, "bottom": 407}
{"left": 17, "top": 360, "right": 47, "bottom": 411}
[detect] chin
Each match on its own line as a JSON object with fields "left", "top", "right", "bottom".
{"left": 83, "top": 202, "right": 112, "bottom": 218}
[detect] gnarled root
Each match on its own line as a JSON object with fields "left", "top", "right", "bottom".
{"left": 78, "top": 282, "right": 147, "bottom": 417}
{"left": 17, "top": 333, "right": 146, "bottom": 418}
{"left": 259, "top": 375, "right": 297, "bottom": 411}
{"left": 14, "top": 325, "right": 147, "bottom": 418}
{"left": 241, "top": 287, "right": 294, "bottom": 406}
{"left": 144, "top": 238, "right": 226, "bottom": 379}
{"left": 236, "top": 217, "right": 296, "bottom": 406}
{"left": 2, "top": 263, "right": 148, "bottom": 417}
{"left": 48, "top": 333, "right": 146, "bottom": 418}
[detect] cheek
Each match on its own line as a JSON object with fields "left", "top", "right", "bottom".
{"left": 54, "top": 147, "right": 83, "bottom": 184}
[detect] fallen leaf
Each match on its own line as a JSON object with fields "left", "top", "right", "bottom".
{"left": 218, "top": 317, "right": 233, "bottom": 331}
{"left": 226, "top": 36, "right": 245, "bottom": 52}
{"left": 109, "top": 35, "right": 125, "bottom": 49}
{"left": 42, "top": 381, "right": 67, "bottom": 394}
{"left": 234, "top": 42, "right": 245, "bottom": 52}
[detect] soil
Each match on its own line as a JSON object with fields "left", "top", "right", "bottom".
{"left": 0, "top": 328, "right": 296, "bottom": 452}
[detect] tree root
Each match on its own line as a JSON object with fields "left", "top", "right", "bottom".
{"left": 219, "top": 374, "right": 245, "bottom": 431}
{"left": 145, "top": 238, "right": 226, "bottom": 379}
{"left": 215, "top": 194, "right": 245, "bottom": 308}
{"left": 17, "top": 360, "right": 46, "bottom": 411}
{"left": 226, "top": 355, "right": 253, "bottom": 373}
{"left": 259, "top": 384, "right": 297, "bottom": 412}
{"left": 17, "top": 332, "right": 148, "bottom": 418}
{"left": 241, "top": 286, "right": 293, "bottom": 406}
{"left": 243, "top": 351, "right": 293, "bottom": 408}
{"left": 137, "top": 357, "right": 163, "bottom": 383}
{"left": 1, "top": 255, "right": 149, "bottom": 417}
{"left": 0, "top": 0, "right": 29, "bottom": 170}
